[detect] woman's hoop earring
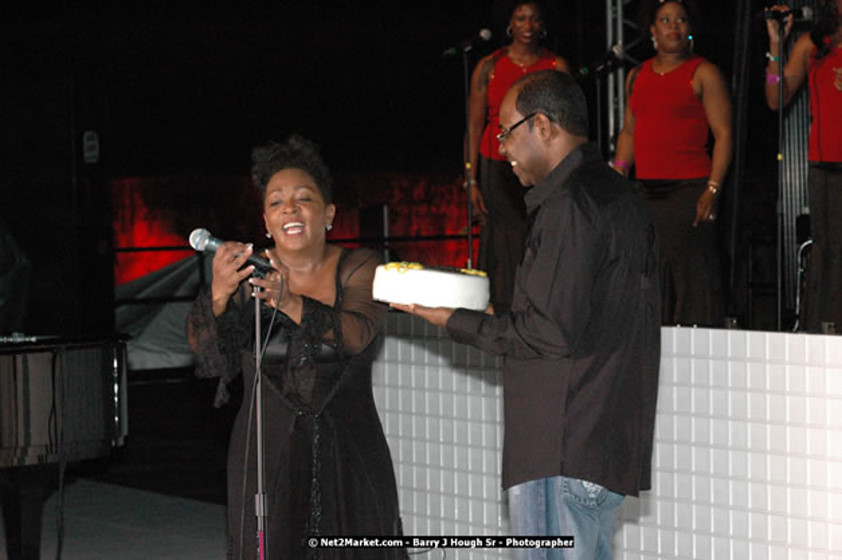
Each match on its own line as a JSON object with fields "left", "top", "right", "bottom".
{"left": 506, "top": 25, "right": 513, "bottom": 38}
{"left": 651, "top": 35, "right": 658, "bottom": 50}
{"left": 688, "top": 35, "right": 695, "bottom": 54}
{"left": 265, "top": 231, "right": 272, "bottom": 238}
{"left": 326, "top": 224, "right": 333, "bottom": 232}
{"left": 539, "top": 29, "right": 547, "bottom": 39}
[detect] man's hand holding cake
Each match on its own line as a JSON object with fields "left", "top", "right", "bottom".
{"left": 372, "top": 261, "right": 494, "bottom": 324}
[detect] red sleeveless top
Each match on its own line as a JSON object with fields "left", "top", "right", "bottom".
{"left": 808, "top": 43, "right": 842, "bottom": 163}
{"left": 629, "top": 56, "right": 711, "bottom": 179}
{"left": 479, "top": 48, "right": 558, "bottom": 161}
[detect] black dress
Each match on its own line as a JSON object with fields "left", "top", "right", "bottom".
{"left": 188, "top": 248, "right": 406, "bottom": 560}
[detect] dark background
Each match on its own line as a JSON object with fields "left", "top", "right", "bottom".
{"left": 0, "top": 1, "right": 790, "bottom": 503}
{"left": 1, "top": 0, "right": 785, "bottom": 336}
{"left": 3, "top": 1, "right": 600, "bottom": 176}
{"left": 0, "top": 1, "right": 771, "bottom": 171}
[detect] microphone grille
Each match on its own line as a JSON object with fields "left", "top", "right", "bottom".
{"left": 189, "top": 228, "right": 210, "bottom": 251}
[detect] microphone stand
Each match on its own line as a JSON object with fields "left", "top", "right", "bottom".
{"left": 774, "top": 17, "right": 787, "bottom": 331}
{"left": 461, "top": 43, "right": 474, "bottom": 268}
{"left": 253, "top": 289, "right": 267, "bottom": 559}
{"left": 594, "top": 70, "right": 605, "bottom": 156}
{"left": 579, "top": 55, "right": 619, "bottom": 158}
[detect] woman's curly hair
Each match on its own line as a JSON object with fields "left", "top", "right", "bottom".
{"left": 251, "top": 135, "right": 333, "bottom": 204}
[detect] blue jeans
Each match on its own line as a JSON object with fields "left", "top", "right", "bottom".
{"left": 507, "top": 476, "right": 625, "bottom": 560}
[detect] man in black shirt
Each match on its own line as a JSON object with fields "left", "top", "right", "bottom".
{"left": 395, "top": 70, "right": 660, "bottom": 559}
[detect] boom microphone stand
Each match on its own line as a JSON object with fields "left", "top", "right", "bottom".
{"left": 774, "top": 17, "right": 787, "bottom": 331}
{"left": 462, "top": 44, "right": 475, "bottom": 268}
{"left": 445, "top": 29, "right": 491, "bottom": 268}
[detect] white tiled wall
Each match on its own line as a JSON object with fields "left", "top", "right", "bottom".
{"left": 373, "top": 313, "right": 842, "bottom": 560}
{"left": 373, "top": 311, "right": 508, "bottom": 560}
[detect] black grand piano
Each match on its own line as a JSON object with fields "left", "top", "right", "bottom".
{"left": 0, "top": 334, "right": 128, "bottom": 560}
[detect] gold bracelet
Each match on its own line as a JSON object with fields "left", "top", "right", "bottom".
{"left": 707, "top": 180, "right": 720, "bottom": 195}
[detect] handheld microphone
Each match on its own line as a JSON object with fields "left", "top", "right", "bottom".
{"left": 761, "top": 6, "right": 814, "bottom": 21}
{"left": 189, "top": 228, "right": 272, "bottom": 274}
{"left": 442, "top": 28, "right": 493, "bottom": 57}
{"left": 578, "top": 44, "right": 625, "bottom": 77}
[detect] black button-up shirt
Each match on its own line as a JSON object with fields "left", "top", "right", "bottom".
{"left": 447, "top": 142, "right": 661, "bottom": 495}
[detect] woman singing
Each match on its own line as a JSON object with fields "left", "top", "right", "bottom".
{"left": 187, "top": 136, "right": 406, "bottom": 559}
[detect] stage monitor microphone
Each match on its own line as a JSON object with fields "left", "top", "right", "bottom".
{"left": 189, "top": 228, "right": 272, "bottom": 274}
{"left": 578, "top": 43, "right": 625, "bottom": 78}
{"left": 760, "top": 6, "right": 814, "bottom": 21}
{"left": 442, "top": 28, "right": 493, "bottom": 57}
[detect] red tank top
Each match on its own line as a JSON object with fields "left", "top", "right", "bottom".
{"left": 479, "top": 48, "right": 558, "bottom": 161}
{"left": 629, "top": 56, "right": 712, "bottom": 179}
{"left": 808, "top": 43, "right": 842, "bottom": 163}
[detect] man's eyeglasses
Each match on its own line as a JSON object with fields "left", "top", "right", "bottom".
{"left": 497, "top": 113, "right": 537, "bottom": 144}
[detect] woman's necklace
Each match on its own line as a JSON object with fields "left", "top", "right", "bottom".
{"left": 509, "top": 48, "right": 541, "bottom": 73}
{"left": 653, "top": 55, "right": 688, "bottom": 76}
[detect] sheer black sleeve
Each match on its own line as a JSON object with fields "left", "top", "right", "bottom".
{"left": 299, "top": 248, "right": 386, "bottom": 356}
{"left": 186, "top": 285, "right": 249, "bottom": 407}
{"left": 186, "top": 248, "right": 385, "bottom": 406}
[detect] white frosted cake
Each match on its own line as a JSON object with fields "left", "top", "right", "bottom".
{"left": 372, "top": 262, "right": 490, "bottom": 311}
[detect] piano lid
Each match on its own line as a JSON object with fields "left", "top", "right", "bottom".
{"left": 0, "top": 333, "right": 59, "bottom": 345}
{"left": 0, "top": 333, "right": 129, "bottom": 353}
{"left": 0, "top": 336, "right": 129, "bottom": 468}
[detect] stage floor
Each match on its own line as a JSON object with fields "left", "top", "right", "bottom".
{"left": 0, "top": 478, "right": 226, "bottom": 560}
{"left": 1, "top": 371, "right": 231, "bottom": 559}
